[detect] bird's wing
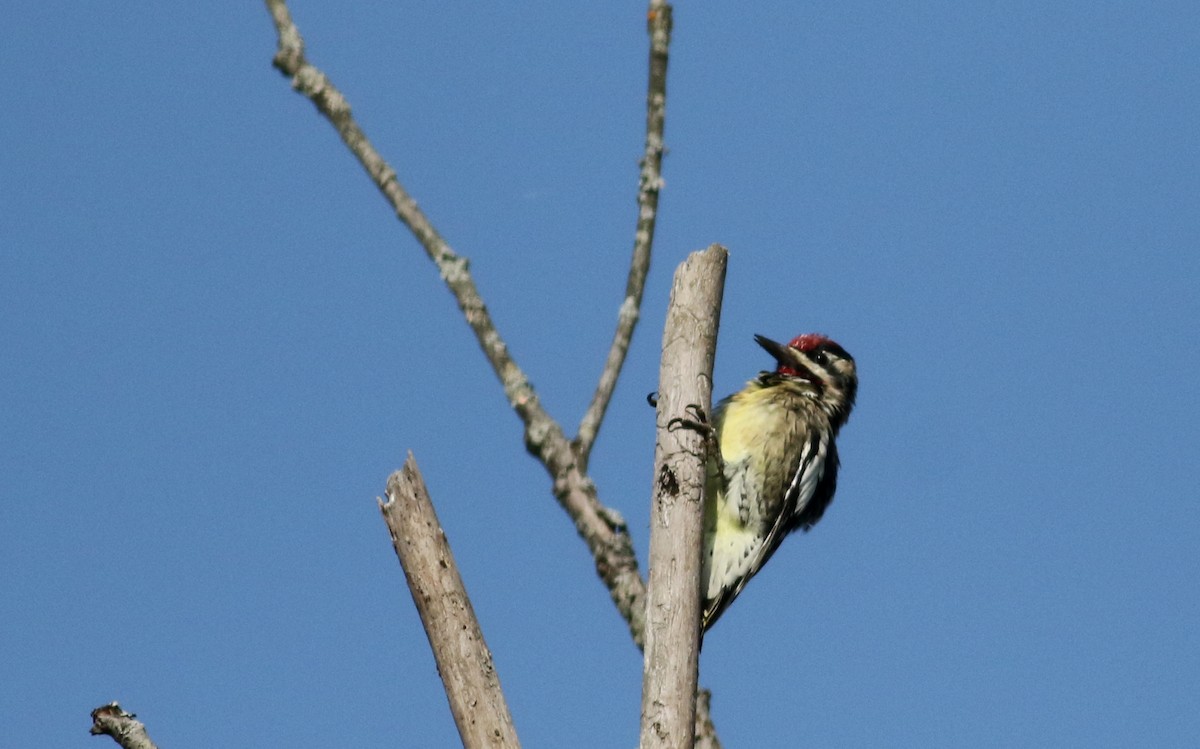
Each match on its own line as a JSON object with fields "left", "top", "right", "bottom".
{"left": 702, "top": 431, "right": 828, "bottom": 630}
{"left": 762, "top": 429, "right": 831, "bottom": 559}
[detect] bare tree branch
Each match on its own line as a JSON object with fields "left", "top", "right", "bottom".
{"left": 576, "top": 1, "right": 673, "bottom": 465}
{"left": 265, "top": 3, "right": 723, "bottom": 744}
{"left": 89, "top": 703, "right": 158, "bottom": 749}
{"left": 640, "top": 245, "right": 728, "bottom": 749}
{"left": 264, "top": 0, "right": 647, "bottom": 645}
{"left": 382, "top": 454, "right": 521, "bottom": 749}
{"left": 693, "top": 689, "right": 723, "bottom": 749}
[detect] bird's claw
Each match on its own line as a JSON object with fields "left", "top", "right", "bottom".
{"left": 667, "top": 403, "right": 712, "bottom": 436}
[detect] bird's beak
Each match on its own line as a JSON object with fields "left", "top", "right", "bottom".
{"left": 754, "top": 334, "right": 791, "bottom": 362}
{"left": 754, "top": 334, "right": 816, "bottom": 380}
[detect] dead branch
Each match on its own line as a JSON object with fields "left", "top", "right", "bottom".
{"left": 265, "top": 2, "right": 723, "bottom": 744}
{"left": 577, "top": 1, "right": 674, "bottom": 465}
{"left": 640, "top": 245, "right": 728, "bottom": 749}
{"left": 264, "top": 0, "right": 647, "bottom": 647}
{"left": 89, "top": 703, "right": 159, "bottom": 749}
{"left": 382, "top": 454, "right": 521, "bottom": 749}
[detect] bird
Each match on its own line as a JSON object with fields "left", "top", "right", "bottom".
{"left": 701, "top": 332, "right": 858, "bottom": 632}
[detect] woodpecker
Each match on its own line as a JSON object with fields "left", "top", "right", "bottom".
{"left": 701, "top": 333, "right": 858, "bottom": 632}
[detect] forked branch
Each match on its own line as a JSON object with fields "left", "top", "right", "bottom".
{"left": 264, "top": 2, "right": 723, "bottom": 744}
{"left": 265, "top": 0, "right": 647, "bottom": 646}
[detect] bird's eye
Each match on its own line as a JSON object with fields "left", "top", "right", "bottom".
{"left": 811, "top": 351, "right": 829, "bottom": 366}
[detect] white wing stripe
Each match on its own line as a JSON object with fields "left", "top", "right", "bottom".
{"left": 786, "top": 434, "right": 827, "bottom": 521}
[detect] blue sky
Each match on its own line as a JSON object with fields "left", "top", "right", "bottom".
{"left": 3, "top": 1, "right": 1198, "bottom": 746}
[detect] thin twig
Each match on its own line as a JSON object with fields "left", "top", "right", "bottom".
{"left": 264, "top": 0, "right": 647, "bottom": 645}
{"left": 639, "top": 245, "right": 727, "bottom": 749}
{"left": 382, "top": 454, "right": 521, "bottom": 749}
{"left": 576, "top": 2, "right": 673, "bottom": 467}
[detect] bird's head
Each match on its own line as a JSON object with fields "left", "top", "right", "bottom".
{"left": 755, "top": 333, "right": 857, "bottom": 426}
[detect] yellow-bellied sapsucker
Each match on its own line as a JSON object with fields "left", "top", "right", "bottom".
{"left": 702, "top": 333, "right": 858, "bottom": 631}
